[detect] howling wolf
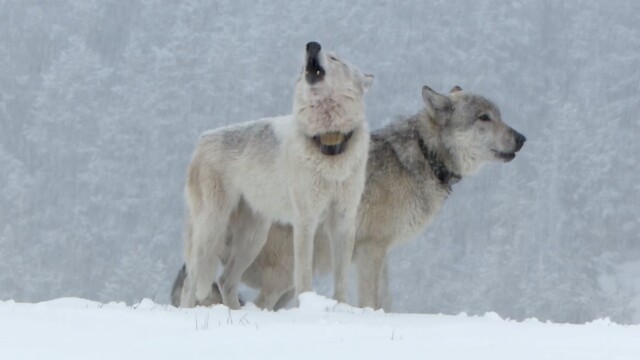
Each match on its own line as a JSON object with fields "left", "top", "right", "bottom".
{"left": 179, "top": 42, "right": 373, "bottom": 308}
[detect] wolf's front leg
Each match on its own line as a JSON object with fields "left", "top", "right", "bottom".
{"left": 290, "top": 187, "right": 321, "bottom": 305}
{"left": 378, "top": 259, "right": 393, "bottom": 311}
{"left": 325, "top": 205, "right": 358, "bottom": 304}
{"left": 354, "top": 241, "right": 386, "bottom": 309}
{"left": 292, "top": 216, "right": 318, "bottom": 304}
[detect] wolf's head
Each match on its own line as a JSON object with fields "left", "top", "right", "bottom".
{"left": 299, "top": 41, "right": 373, "bottom": 100}
{"left": 422, "top": 85, "right": 526, "bottom": 176}
{"left": 293, "top": 42, "right": 373, "bottom": 153}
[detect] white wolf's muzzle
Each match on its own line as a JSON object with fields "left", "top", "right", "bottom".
{"left": 305, "top": 41, "right": 325, "bottom": 85}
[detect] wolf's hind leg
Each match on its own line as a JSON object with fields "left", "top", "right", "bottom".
{"left": 219, "top": 203, "right": 270, "bottom": 310}
{"left": 254, "top": 286, "right": 293, "bottom": 311}
{"left": 273, "top": 289, "right": 295, "bottom": 310}
{"left": 187, "top": 186, "right": 237, "bottom": 305}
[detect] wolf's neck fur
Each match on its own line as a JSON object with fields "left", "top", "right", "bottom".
{"left": 417, "top": 136, "right": 461, "bottom": 186}
{"left": 414, "top": 110, "right": 463, "bottom": 185}
{"left": 294, "top": 90, "right": 366, "bottom": 136}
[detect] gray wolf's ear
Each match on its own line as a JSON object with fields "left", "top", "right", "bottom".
{"left": 362, "top": 74, "right": 374, "bottom": 91}
{"left": 450, "top": 85, "right": 463, "bottom": 93}
{"left": 422, "top": 86, "right": 450, "bottom": 125}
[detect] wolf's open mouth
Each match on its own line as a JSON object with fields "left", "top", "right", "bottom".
{"left": 306, "top": 58, "right": 325, "bottom": 85}
{"left": 312, "top": 131, "right": 353, "bottom": 156}
{"left": 305, "top": 42, "right": 325, "bottom": 85}
{"left": 493, "top": 150, "right": 516, "bottom": 162}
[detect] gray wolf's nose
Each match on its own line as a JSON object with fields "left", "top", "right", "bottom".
{"left": 514, "top": 131, "right": 526, "bottom": 152}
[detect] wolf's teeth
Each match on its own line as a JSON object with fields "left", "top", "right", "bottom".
{"left": 316, "top": 70, "right": 320, "bottom": 75}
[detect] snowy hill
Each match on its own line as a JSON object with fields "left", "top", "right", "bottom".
{"left": 2, "top": 294, "right": 639, "bottom": 360}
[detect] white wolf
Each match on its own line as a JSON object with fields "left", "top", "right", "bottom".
{"left": 173, "top": 85, "right": 525, "bottom": 310}
{"left": 180, "top": 42, "right": 374, "bottom": 309}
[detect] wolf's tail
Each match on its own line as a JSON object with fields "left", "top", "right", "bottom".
{"left": 170, "top": 265, "right": 187, "bottom": 307}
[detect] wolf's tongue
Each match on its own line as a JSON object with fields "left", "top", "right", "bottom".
{"left": 319, "top": 132, "right": 345, "bottom": 146}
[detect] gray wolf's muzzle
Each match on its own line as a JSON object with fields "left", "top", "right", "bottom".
{"left": 494, "top": 129, "right": 527, "bottom": 162}
{"left": 312, "top": 131, "right": 353, "bottom": 156}
{"left": 305, "top": 41, "right": 325, "bottom": 85}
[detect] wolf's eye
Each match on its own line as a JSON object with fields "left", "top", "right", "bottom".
{"left": 478, "top": 114, "right": 491, "bottom": 122}
{"left": 329, "top": 56, "right": 338, "bottom": 61}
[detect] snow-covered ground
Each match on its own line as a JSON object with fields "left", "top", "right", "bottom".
{"left": 2, "top": 293, "right": 638, "bottom": 360}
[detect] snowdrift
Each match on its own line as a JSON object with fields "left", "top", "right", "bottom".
{"left": 1, "top": 293, "right": 638, "bottom": 360}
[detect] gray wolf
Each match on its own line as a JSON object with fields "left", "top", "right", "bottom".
{"left": 179, "top": 42, "right": 373, "bottom": 308}
{"left": 173, "top": 85, "right": 525, "bottom": 310}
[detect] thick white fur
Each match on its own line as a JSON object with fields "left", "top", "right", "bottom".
{"left": 180, "top": 47, "right": 373, "bottom": 309}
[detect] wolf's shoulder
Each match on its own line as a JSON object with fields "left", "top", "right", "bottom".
{"left": 369, "top": 116, "right": 416, "bottom": 160}
{"left": 191, "top": 115, "right": 292, "bottom": 156}
{"left": 199, "top": 116, "right": 283, "bottom": 136}
{"left": 371, "top": 116, "right": 419, "bottom": 149}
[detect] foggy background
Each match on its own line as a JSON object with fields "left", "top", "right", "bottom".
{"left": 1, "top": 0, "right": 639, "bottom": 324}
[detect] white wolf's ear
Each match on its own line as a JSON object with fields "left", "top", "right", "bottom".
{"left": 422, "top": 86, "right": 450, "bottom": 125}
{"left": 450, "top": 85, "right": 463, "bottom": 93}
{"left": 362, "top": 74, "right": 374, "bottom": 92}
